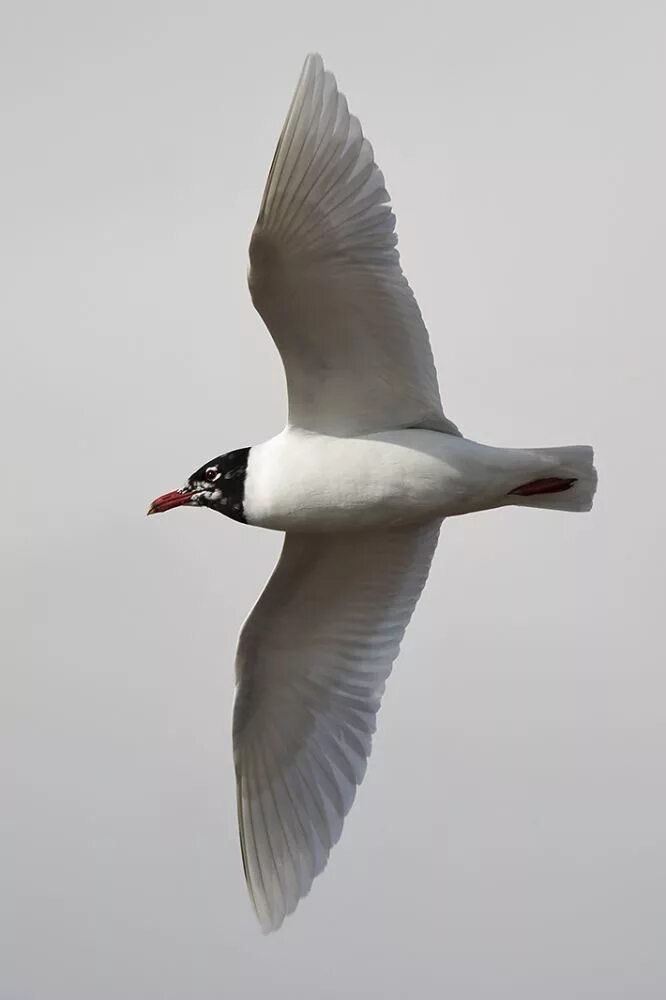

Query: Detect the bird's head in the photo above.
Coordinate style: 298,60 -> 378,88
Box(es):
148,448 -> 249,523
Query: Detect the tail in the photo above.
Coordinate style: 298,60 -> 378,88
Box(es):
509,445 -> 597,512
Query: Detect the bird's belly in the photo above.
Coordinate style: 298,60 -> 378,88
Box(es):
244,429 -> 526,532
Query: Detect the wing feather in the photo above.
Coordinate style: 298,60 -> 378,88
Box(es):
233,520 -> 442,931
248,54 -> 460,437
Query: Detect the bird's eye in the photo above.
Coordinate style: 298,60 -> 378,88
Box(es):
204,467 -> 219,482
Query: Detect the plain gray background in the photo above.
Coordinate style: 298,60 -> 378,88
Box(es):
2,1 -> 664,997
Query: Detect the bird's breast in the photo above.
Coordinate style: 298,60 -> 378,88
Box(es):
242,428 -> 514,532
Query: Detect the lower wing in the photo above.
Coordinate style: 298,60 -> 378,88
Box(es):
233,519 -> 442,931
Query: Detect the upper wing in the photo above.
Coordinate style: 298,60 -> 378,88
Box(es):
248,54 -> 460,437
233,520 -> 442,932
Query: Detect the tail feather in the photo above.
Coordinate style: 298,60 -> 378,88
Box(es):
510,446 -> 597,512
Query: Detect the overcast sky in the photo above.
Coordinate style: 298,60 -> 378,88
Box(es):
2,1 -> 665,998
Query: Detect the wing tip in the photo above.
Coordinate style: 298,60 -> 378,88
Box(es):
299,52 -> 325,87
303,51 -> 324,69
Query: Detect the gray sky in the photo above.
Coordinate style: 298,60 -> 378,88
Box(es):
2,1 -> 665,997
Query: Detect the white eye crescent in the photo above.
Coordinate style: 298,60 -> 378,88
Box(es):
205,467 -> 220,483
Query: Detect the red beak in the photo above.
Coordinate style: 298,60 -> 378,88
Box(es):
147,489 -> 196,515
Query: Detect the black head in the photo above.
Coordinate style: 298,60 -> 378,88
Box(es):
148,448 -> 249,523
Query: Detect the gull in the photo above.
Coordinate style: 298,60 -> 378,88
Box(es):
148,54 -> 597,932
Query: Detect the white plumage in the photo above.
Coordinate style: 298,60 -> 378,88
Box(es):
149,53 -> 597,933
244,429 -> 596,532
